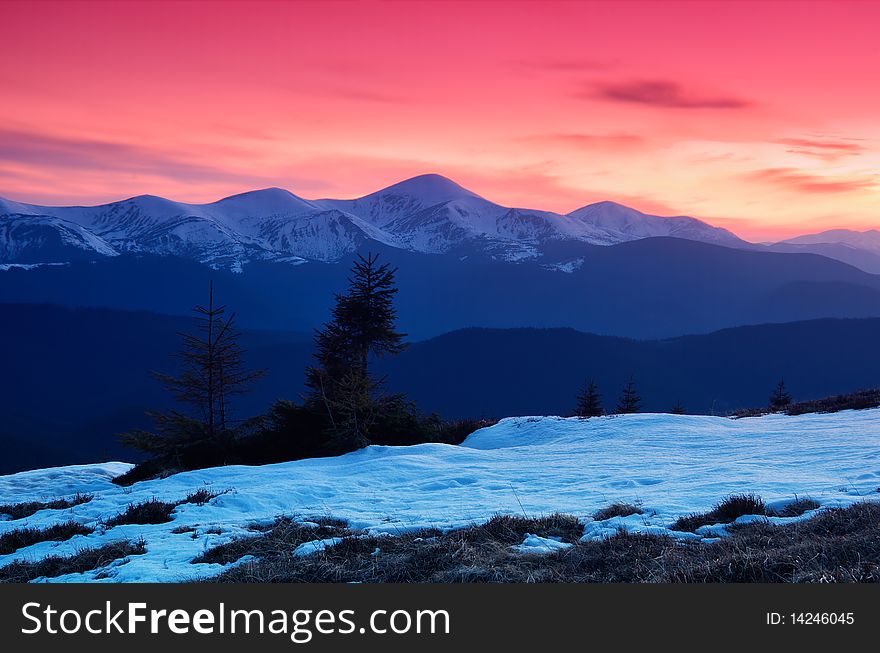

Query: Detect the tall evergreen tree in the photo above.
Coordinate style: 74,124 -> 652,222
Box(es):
574,379 -> 603,417
670,400 -> 686,415
305,253 -> 407,448
120,282 -> 264,459
769,378 -> 792,412
615,375 -> 641,414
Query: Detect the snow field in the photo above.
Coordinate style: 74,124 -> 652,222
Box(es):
1,410 -> 879,582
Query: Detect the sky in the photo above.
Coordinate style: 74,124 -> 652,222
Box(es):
1,0 -> 879,241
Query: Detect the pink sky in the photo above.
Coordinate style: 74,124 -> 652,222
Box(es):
1,0 -> 878,241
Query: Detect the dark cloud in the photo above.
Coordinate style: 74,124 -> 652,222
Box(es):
585,79 -> 750,109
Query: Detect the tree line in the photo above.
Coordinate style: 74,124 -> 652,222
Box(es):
572,376 -> 793,417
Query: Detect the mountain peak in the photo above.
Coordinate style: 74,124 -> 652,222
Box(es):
209,187 -> 318,215
367,173 -> 484,204
780,228 -> 880,254
217,187 -> 299,202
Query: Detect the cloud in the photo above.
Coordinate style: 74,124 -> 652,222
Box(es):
585,79 -> 751,109
776,137 -> 866,161
0,127 -> 328,190
745,167 -> 876,194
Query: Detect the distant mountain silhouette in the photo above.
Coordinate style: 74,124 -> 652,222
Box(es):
377,321 -> 880,418
753,228 -> 880,273
2,303 -> 879,473
2,238 -> 880,341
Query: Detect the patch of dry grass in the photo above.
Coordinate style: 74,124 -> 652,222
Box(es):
593,503 -> 643,521
0,521 -> 93,556
192,517 -> 351,566
671,494 -> 766,532
0,539 -> 146,583
211,503 -> 880,583
0,493 -> 92,521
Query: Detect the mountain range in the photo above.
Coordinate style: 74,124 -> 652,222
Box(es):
0,173 -> 762,270
2,174 -> 878,272
2,173 -> 880,340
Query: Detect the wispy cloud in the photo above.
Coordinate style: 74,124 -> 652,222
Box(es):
745,167 -> 877,194
0,127 -> 328,190
585,79 -> 751,109
776,137 -> 866,161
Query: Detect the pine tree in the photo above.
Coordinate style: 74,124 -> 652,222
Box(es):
305,253 -> 407,449
120,282 -> 264,459
574,379 -> 603,417
670,400 -> 686,415
769,378 -> 792,412
615,375 -> 641,414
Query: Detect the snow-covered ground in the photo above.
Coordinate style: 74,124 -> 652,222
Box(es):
1,410 -> 879,582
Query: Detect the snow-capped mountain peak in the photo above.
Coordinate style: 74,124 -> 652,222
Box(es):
362,173 -> 484,205
567,200 -> 746,247
779,228 -> 880,254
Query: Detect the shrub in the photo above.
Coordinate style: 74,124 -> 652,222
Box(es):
786,389 -> 880,416
463,513 -> 584,545
671,494 -> 766,532
104,498 -> 178,527
185,488 -> 223,506
0,521 -> 93,555
115,396 -> 495,484
434,419 -> 497,445
768,497 -> 820,518
733,388 -> 880,419
112,459 -> 171,487
104,490 -> 223,528
593,503 -> 643,521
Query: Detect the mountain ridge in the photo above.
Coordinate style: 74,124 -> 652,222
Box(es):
1,174 -> 748,269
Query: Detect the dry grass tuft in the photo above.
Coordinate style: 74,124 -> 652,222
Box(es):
0,493 -> 93,521
0,539 -> 146,583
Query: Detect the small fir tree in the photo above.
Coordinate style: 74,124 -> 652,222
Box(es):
615,375 -> 641,414
120,282 -> 264,460
305,253 -> 407,449
769,378 -> 792,412
575,379 -> 603,417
